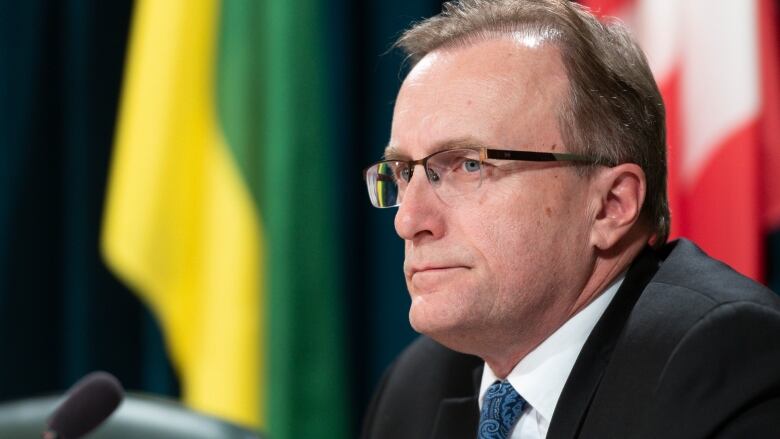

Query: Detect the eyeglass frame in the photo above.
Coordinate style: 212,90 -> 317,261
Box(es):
362,146 -> 602,208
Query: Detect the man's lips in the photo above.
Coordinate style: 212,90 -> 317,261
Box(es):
408,266 -> 469,292
409,265 -> 466,277
404,262 -> 464,277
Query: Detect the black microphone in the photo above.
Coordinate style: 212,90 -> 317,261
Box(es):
42,371 -> 124,439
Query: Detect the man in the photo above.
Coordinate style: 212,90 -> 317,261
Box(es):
360,1 -> 780,438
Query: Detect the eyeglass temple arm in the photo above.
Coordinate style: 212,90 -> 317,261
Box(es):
484,149 -> 596,163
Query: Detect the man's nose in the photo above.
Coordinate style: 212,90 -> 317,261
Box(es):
394,165 -> 445,242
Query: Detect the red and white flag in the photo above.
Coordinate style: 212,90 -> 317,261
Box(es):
580,0 -> 780,282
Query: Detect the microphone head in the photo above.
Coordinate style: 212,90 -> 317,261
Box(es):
46,371 -> 124,439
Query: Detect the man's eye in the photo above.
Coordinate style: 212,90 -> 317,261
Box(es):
461,159 -> 481,173
399,167 -> 412,182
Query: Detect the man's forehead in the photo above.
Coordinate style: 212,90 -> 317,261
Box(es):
406,33 -> 566,87
393,35 -> 569,128
388,36 -> 569,159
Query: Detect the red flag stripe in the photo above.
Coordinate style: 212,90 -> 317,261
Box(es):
662,67 -> 685,241
685,120 -> 764,280
760,0 -> 780,228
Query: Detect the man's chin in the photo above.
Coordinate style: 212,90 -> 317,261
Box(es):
408,303 -> 481,354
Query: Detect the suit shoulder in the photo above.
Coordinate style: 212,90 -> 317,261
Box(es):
644,300 -> 780,437
652,239 -> 780,309
574,240 -> 780,438
361,336 -> 481,439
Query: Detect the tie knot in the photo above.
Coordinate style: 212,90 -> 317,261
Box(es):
477,381 -> 526,439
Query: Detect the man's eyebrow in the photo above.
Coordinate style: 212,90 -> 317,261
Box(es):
382,137 -> 486,160
383,145 -> 402,159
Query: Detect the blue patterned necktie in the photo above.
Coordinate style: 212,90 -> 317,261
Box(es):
477,380 -> 526,439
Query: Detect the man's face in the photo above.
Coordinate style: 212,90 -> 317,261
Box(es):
390,36 -> 596,355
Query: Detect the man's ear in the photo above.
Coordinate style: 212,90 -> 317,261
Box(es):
589,163 -> 646,251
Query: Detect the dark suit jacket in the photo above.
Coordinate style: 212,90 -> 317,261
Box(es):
361,239 -> 780,438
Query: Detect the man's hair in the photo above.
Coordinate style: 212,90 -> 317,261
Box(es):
396,0 -> 670,246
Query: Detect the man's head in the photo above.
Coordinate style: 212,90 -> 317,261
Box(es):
370,0 -> 667,371
398,0 -> 668,244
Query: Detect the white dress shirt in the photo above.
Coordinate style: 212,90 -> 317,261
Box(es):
477,275 -> 625,439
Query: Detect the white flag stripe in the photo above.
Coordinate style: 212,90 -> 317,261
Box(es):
636,0 -> 682,82
680,0 -> 760,183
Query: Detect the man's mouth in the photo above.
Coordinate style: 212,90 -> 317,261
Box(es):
409,266 -> 469,291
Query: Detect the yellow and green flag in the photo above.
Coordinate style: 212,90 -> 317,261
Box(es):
102,0 -> 347,437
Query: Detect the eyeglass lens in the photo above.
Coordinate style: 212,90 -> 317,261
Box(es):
365,148 -> 483,208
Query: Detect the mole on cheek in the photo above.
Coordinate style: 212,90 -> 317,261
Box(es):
545,207 -> 552,217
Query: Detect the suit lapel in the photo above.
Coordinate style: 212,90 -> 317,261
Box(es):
431,363 -> 483,439
547,247 -> 661,439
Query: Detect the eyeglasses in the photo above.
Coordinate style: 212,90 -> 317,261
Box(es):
363,147 -> 598,208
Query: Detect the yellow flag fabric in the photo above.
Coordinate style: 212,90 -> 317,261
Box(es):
101,0 -> 264,427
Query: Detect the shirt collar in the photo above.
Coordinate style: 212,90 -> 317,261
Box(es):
478,274 -> 625,422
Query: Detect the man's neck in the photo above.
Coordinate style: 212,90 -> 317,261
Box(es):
483,238 -> 647,378
479,273 -> 624,423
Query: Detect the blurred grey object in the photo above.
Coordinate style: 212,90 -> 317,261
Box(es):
0,392 -> 262,438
